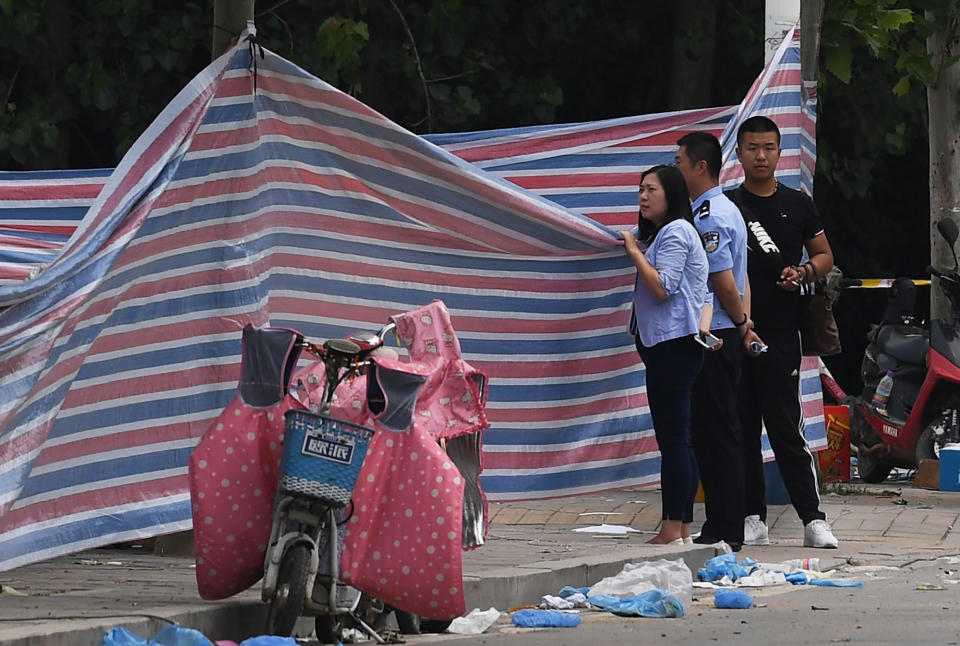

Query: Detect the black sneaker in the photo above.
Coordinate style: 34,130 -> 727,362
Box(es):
692,534 -> 722,545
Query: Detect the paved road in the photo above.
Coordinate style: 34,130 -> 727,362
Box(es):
2,481 -> 959,645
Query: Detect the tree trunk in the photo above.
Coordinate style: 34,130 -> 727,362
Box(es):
928,12 -> 960,320
212,0 -> 256,60
668,0 -> 718,110
800,0 -> 824,84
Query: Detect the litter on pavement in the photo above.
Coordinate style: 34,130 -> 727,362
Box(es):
447,607 -> 502,634
695,553 -> 863,589
512,609 -> 582,628
571,523 -> 640,534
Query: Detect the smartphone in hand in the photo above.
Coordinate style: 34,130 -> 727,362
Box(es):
694,332 -> 722,349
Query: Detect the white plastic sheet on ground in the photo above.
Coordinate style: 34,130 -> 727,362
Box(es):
588,558 -> 692,608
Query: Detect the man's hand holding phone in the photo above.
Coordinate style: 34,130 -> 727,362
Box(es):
742,328 -> 767,356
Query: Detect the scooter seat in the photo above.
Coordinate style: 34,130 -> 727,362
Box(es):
876,324 -> 929,366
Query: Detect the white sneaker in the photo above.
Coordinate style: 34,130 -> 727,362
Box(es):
803,519 -> 839,549
743,514 -> 770,546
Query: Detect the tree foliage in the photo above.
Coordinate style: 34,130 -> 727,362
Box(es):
0,0 -> 763,170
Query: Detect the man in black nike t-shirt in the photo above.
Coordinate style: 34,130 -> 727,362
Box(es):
725,116 -> 839,549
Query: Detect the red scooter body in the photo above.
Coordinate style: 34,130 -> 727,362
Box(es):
846,218 -> 960,482
858,345 -> 960,461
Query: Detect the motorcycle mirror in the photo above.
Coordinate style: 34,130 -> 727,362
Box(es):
937,218 -> 960,269
346,330 -> 384,352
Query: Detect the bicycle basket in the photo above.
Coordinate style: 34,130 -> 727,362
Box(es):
279,410 -> 375,506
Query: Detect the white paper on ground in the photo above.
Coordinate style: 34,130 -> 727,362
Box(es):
446,607 -> 501,634
571,523 -> 639,535
578,512 -> 623,516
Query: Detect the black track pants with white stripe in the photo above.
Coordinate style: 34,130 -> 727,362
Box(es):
739,327 -> 825,525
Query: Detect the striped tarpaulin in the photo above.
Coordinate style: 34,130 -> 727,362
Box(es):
0,26 -> 820,570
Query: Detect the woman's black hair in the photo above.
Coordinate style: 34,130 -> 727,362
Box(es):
636,164 -> 695,244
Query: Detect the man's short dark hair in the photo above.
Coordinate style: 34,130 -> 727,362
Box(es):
676,132 -> 721,180
736,116 -> 781,146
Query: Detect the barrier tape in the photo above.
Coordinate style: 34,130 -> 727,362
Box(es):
845,278 -> 932,289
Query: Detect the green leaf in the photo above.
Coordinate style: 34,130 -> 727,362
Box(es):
825,41 -> 854,84
875,9 -> 914,32
0,0 -> 13,15
892,74 -> 911,96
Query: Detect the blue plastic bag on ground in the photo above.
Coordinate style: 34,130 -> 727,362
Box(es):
785,571 -> 809,584
714,588 -> 754,609
103,625 -> 214,646
809,578 -> 863,587
512,609 -> 582,627
587,590 -> 685,618
558,585 -> 590,598
698,553 -> 751,582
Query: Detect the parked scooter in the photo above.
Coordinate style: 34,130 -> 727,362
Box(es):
841,218 -> 960,482
262,325 -> 395,641
261,302 -> 488,642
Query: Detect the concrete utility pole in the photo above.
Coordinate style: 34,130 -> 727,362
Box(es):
927,12 -> 960,319
212,0 -> 256,60
800,0 -> 824,84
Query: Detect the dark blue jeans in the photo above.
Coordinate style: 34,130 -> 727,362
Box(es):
636,334 -> 704,522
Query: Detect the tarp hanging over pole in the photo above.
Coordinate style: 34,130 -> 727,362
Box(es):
0,27 -> 818,571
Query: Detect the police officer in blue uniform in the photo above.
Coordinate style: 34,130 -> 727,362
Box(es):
675,132 -> 760,551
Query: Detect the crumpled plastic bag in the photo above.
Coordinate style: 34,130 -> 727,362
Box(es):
558,585 -> 589,598
447,607 -> 501,634
512,609 -> 582,627
698,553 -> 753,583
714,588 -> 753,609
103,626 -> 213,646
735,570 -> 787,587
542,593 -> 589,609
808,578 -> 863,587
587,590 -> 685,618
588,558 -> 692,608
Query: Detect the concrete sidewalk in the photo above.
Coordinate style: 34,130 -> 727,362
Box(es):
2,482 -> 959,646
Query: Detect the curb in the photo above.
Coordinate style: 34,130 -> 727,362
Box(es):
462,545 -> 717,610
1,546 -> 718,646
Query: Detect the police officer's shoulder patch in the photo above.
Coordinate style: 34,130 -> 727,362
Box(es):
702,231 -> 720,253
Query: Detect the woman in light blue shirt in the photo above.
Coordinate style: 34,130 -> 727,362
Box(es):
622,165 -> 709,545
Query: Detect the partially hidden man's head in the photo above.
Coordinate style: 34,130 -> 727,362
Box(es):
675,131 -> 722,187
736,116 -> 781,183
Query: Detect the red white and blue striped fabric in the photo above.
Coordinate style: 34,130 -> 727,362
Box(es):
0,26 -> 820,570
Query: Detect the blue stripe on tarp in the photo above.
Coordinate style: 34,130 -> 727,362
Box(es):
484,413 -> 652,447
46,388 -> 234,441
18,448 -> 194,497
0,499 -> 190,564
0,206 -> 92,222
0,169 -> 112,181
479,453 -> 661,493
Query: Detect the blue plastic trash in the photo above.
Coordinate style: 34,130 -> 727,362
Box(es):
238,637 -> 299,646
714,588 -> 754,609
587,590 -> 685,618
809,578 -> 863,587
103,625 -> 214,646
785,571 -> 809,585
512,609 -> 582,627
698,553 -> 751,582
558,585 -> 590,598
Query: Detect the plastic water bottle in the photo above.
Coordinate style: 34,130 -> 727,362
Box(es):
872,370 -> 895,416
779,557 -> 820,572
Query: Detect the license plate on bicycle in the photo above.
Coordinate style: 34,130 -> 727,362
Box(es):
279,410 -> 374,506
302,430 -> 356,465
